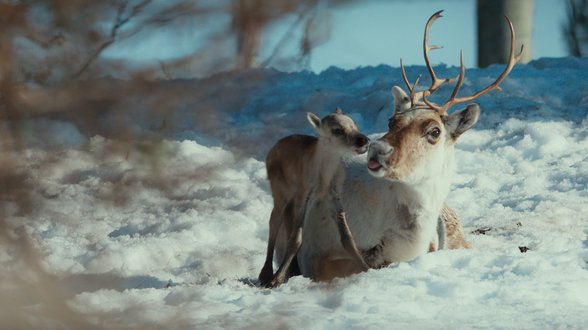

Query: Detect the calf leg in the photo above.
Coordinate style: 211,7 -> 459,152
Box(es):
267,194 -> 309,288
268,226 -> 303,288
361,243 -> 389,269
335,211 -> 370,271
332,195 -> 370,271
258,206 -> 281,285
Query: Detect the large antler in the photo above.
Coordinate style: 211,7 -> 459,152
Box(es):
403,11 -> 524,115
401,10 -> 453,107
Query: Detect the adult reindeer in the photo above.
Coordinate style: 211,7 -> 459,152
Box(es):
287,10 -> 523,281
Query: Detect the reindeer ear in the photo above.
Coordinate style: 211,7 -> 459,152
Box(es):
307,112 -> 322,130
392,86 -> 411,113
444,104 -> 480,139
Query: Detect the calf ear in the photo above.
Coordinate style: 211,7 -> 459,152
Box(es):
392,86 -> 411,113
444,104 -> 480,139
307,112 -> 322,130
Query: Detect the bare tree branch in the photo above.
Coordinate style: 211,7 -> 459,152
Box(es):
72,0 -> 151,78
261,8 -> 311,67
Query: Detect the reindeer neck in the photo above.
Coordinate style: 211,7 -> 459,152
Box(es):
400,148 -> 455,218
412,175 -> 451,213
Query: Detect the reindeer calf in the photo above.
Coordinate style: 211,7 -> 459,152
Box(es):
258,109 -> 370,287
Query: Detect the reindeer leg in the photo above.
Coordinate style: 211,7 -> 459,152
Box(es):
258,206 -> 282,285
361,242 -> 388,269
267,226 -> 302,288
332,195 -> 370,271
441,203 -> 471,249
267,192 -> 312,288
437,214 -> 446,250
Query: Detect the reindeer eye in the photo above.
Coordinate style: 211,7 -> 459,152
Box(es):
331,128 -> 344,136
429,127 -> 441,139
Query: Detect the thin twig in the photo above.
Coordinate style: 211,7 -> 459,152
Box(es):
261,8 -> 310,67
72,0 -> 150,79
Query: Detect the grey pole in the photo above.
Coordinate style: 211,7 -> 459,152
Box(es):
477,0 -> 534,67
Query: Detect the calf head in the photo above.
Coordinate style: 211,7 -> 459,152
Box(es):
308,108 -> 369,155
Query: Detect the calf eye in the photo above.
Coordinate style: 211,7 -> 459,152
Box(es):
331,128 -> 344,136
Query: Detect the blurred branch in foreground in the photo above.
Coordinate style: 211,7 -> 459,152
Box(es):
0,218 -> 101,329
0,1 -> 358,328
0,0 -> 340,84
0,0 -> 345,152
232,0 -> 329,70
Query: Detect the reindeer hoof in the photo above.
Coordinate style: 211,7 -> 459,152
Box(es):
258,268 -> 273,286
267,277 -> 285,289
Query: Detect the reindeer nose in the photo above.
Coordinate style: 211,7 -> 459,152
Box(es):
369,140 -> 394,156
354,134 -> 369,148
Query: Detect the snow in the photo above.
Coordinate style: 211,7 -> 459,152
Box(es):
3,57 -> 588,329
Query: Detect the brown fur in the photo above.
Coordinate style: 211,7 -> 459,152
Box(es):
266,135 -> 318,203
382,113 -> 445,179
441,204 -> 471,249
315,255 -> 364,282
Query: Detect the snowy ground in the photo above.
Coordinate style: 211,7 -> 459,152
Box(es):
2,57 -> 588,329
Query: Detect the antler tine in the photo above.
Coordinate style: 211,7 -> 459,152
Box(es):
422,90 -> 442,112
400,58 -> 413,94
397,10 -> 454,110
515,44 -> 525,62
443,15 -> 524,108
400,58 -> 423,107
433,50 -> 467,115
411,75 -> 422,106
423,10 -> 452,96
449,51 -> 465,100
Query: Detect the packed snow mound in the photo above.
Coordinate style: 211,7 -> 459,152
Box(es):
2,57 -> 588,329
17,57 -> 588,158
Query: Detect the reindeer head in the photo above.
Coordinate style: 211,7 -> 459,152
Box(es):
308,108 -> 370,155
367,10 -> 523,183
